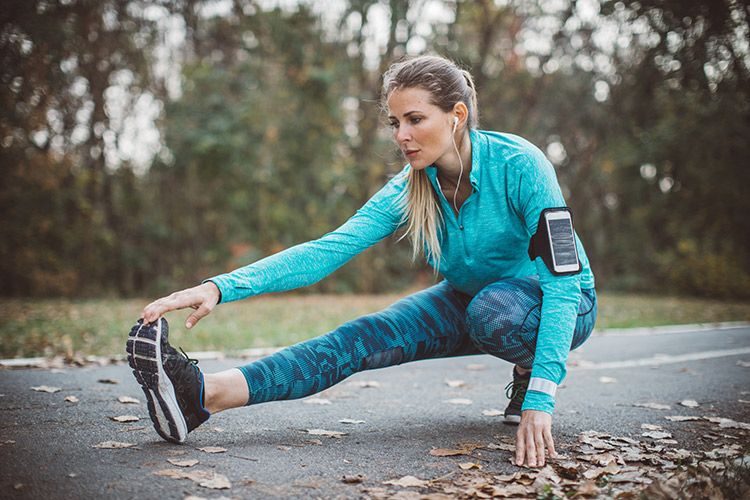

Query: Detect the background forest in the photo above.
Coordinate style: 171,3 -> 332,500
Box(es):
2,0 -> 749,300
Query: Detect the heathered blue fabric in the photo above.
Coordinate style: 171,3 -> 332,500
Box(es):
205,129 -> 596,413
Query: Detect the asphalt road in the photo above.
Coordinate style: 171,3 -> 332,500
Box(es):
1,323 -> 748,499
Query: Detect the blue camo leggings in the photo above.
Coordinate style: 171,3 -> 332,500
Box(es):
238,278 -> 597,405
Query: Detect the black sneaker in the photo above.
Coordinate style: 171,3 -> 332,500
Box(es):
503,367 -> 530,425
126,317 -> 210,443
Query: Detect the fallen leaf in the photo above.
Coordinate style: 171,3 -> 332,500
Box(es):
739,400 -> 750,404
118,396 -> 140,404
199,473 -> 231,490
211,427 -> 224,433
640,423 -> 663,430
458,462 -> 482,470
64,396 -> 79,403
167,459 -> 199,467
97,378 -> 119,384
110,415 -> 139,423
430,448 -> 469,457
582,462 -> 621,479
342,474 -> 365,484
633,402 -> 671,410
736,360 -> 750,367
704,416 -> 750,430
198,446 -> 227,454
665,415 -> 701,422
304,398 -> 332,405
338,419 -> 365,424
679,399 -> 699,408
31,385 -> 61,393
445,379 -> 465,388
574,480 -> 600,496
598,376 -> 617,384
305,429 -> 347,438
642,430 -> 672,439
532,465 -> 562,486
444,398 -> 472,405
485,442 -> 516,452
383,476 -> 429,488
482,409 -> 503,417
608,471 -> 652,484
93,441 -> 135,449
356,381 -> 380,388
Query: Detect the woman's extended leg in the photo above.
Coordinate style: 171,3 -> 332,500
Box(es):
210,281 -> 478,410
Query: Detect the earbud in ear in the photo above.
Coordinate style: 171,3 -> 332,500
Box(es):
452,116 -> 458,132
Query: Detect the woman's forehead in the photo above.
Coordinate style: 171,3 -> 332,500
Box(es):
387,87 -> 438,116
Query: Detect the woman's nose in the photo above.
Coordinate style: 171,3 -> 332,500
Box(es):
395,124 -> 411,143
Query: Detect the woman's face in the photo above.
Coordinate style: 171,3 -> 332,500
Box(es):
387,86 -> 454,170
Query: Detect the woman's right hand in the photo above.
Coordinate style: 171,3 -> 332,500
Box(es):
141,281 -> 221,329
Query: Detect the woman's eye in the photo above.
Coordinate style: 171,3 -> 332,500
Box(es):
411,117 -> 422,124
389,121 -> 399,129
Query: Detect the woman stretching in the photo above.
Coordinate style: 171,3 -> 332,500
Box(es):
127,55 -> 597,469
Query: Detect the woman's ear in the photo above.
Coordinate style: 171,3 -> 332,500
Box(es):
452,102 -> 469,128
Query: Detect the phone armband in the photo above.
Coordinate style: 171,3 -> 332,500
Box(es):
527,207 -> 582,276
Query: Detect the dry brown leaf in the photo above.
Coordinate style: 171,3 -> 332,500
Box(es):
430,448 -> 469,457
197,446 -> 227,454
93,441 -> 135,449
64,395 -> 79,403
338,419 -> 365,424
582,462 -> 620,480
704,416 -> 750,430
679,399 -> 699,408
303,398 -> 332,405
458,462 -> 482,470
490,484 -> 534,497
117,396 -> 140,404
97,378 -> 119,384
633,402 -> 671,410
640,423 -> 663,430
445,379 -> 465,388
574,480 -> 600,497
305,429 -> 347,438
532,465 -> 562,486
444,398 -> 472,405
383,475 -> 429,488
31,385 -> 61,393
356,381 -> 381,388
608,471 -> 652,484
341,474 -> 366,484
642,430 -> 672,439
664,415 -> 701,422
167,459 -> 198,467
485,442 -> 515,451
110,415 -> 139,423
199,473 -> 231,490
481,409 -> 503,417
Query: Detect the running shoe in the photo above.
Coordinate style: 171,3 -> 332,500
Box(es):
503,367 -> 531,424
126,317 -> 210,443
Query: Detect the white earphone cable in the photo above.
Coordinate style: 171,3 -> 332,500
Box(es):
452,118 -> 464,215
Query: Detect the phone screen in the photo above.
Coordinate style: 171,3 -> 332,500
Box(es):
547,217 -> 578,267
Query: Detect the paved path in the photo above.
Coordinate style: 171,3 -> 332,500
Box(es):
1,323 -> 749,498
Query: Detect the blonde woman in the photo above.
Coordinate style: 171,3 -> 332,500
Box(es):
128,55 -> 597,468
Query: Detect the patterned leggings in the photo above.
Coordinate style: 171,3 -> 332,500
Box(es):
238,278 -> 597,405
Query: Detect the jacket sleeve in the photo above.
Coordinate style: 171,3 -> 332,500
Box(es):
204,168 -> 409,303
509,151 -> 583,416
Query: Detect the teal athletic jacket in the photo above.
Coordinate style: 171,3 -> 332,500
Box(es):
206,129 -> 595,415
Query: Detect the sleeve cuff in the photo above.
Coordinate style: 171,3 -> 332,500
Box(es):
522,389 -> 556,415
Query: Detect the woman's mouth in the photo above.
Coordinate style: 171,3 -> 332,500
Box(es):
404,149 -> 419,158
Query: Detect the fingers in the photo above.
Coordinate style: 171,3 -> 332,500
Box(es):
515,429 -> 526,467
185,303 -> 213,329
525,426 -> 537,467
141,290 -> 198,323
544,426 -> 558,458
534,430 -> 546,467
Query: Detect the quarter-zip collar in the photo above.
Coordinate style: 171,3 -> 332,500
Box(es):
424,129 -> 482,193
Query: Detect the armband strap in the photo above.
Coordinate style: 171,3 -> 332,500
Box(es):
528,207 -> 582,276
528,377 -> 557,397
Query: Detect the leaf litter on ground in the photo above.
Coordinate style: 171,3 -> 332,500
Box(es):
368,423 -> 749,499
109,415 -> 139,423
154,469 -> 231,490
31,385 -> 61,393
117,396 -> 140,404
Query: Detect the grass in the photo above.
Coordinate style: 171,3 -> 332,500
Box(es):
1,290 -> 748,358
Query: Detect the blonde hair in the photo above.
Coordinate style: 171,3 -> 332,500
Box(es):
382,55 -> 478,268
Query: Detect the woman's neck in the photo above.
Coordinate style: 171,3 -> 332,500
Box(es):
435,130 -> 472,188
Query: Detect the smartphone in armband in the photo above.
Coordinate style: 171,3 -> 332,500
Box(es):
528,207 -> 582,276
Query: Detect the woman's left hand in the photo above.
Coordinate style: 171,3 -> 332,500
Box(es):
515,409 -> 558,467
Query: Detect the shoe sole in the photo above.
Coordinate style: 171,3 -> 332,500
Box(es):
126,318 -> 188,443
503,414 -> 521,425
